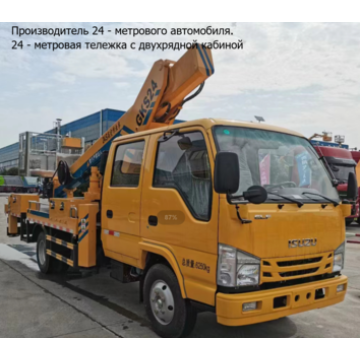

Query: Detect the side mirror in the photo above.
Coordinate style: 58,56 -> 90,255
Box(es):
347,172 -> 358,200
99,151 -> 109,176
214,152 -> 239,194
243,185 -> 268,204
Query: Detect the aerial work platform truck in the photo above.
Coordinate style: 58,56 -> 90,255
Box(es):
5,45 -> 357,337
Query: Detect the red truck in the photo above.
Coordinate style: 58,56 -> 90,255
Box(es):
313,146 -> 359,225
350,150 -> 360,225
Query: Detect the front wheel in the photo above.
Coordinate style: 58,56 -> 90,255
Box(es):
144,264 -> 197,338
36,230 -> 68,274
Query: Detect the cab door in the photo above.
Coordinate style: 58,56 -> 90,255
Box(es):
140,127 -> 219,305
102,137 -> 148,264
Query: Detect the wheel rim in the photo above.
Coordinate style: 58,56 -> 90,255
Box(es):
150,280 -> 175,325
38,234 -> 46,266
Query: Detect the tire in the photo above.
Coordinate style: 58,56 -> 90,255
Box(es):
357,217 -> 360,225
36,230 -> 68,274
144,263 -> 197,338
345,218 -> 353,226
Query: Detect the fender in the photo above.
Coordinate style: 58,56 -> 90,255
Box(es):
139,240 -> 187,298
32,223 -> 47,239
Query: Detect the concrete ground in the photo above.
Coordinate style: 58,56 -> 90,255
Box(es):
0,194 -> 360,338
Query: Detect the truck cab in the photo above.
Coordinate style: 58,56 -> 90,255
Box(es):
100,118 -> 349,336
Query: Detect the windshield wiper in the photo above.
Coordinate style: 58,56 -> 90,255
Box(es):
302,191 -> 339,207
267,191 -> 304,208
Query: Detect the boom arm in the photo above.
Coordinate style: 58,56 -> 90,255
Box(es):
309,132 -> 332,141
55,45 -> 214,197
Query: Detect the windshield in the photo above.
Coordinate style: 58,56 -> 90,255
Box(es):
328,163 -> 355,183
213,126 -> 340,203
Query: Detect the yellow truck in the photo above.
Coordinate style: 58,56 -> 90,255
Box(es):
5,45 -> 357,337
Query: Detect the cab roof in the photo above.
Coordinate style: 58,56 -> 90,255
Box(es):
314,145 -> 354,159
112,118 -> 305,143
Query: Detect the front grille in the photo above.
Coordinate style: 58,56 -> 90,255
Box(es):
262,252 -> 333,283
279,267 -> 319,278
277,257 -> 322,267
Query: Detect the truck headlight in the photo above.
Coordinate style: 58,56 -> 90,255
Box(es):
237,251 -> 260,286
218,244 -> 236,287
333,242 -> 345,272
218,244 -> 260,287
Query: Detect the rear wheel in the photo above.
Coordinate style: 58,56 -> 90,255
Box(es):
346,218 -> 353,226
144,263 -> 197,338
36,230 -> 68,274
357,217 -> 360,225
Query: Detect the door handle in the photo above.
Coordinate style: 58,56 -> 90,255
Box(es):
106,210 -> 113,219
148,215 -> 158,226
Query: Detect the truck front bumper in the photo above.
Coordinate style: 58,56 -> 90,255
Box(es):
216,275 -> 347,326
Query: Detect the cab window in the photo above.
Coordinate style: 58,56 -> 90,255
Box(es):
153,131 -> 211,221
111,141 -> 145,187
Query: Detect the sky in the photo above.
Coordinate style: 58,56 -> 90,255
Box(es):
0,22 -> 359,149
